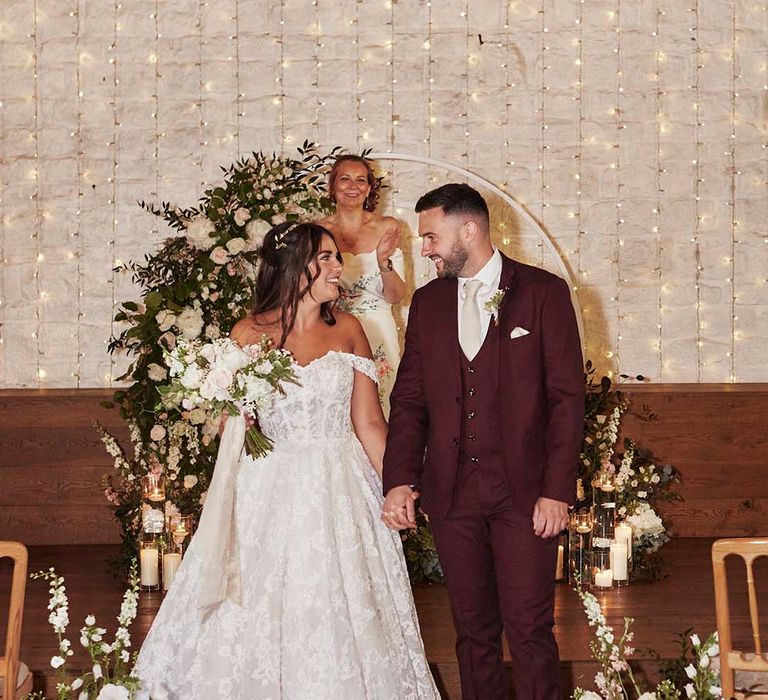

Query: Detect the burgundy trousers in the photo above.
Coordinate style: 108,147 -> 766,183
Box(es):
430,507 -> 561,700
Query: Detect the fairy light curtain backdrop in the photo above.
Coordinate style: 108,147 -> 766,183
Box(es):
0,0 -> 766,388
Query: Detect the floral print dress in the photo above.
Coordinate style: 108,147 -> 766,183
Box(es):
336,248 -> 404,418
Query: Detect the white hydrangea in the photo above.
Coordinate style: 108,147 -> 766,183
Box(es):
245,217 -> 271,249
184,216 -> 217,251
625,502 -> 665,540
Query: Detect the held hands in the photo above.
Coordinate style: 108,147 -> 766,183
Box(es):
532,496 -> 569,539
376,226 -> 400,267
381,485 -> 419,531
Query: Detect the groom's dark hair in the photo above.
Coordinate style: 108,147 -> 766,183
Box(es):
415,183 -> 489,231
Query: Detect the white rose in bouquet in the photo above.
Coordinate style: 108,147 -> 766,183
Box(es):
184,216 -> 217,251
176,307 -> 204,339
205,323 -> 221,339
233,207 -> 251,227
210,246 -> 230,265
226,237 -> 247,255
147,363 -> 167,382
200,366 -> 235,402
156,309 -> 176,332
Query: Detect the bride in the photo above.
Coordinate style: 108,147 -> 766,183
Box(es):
134,221 -> 439,699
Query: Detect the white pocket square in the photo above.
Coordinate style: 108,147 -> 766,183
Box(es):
509,327 -> 530,339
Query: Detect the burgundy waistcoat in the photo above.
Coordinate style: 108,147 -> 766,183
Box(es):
452,319 -> 513,515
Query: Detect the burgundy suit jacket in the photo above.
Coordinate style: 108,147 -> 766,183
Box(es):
382,253 -> 584,518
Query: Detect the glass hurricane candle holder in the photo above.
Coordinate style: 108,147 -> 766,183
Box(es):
141,475 -> 166,534
171,515 -> 193,547
591,472 -> 616,569
141,474 -> 166,502
592,545 -> 613,590
568,509 -> 593,585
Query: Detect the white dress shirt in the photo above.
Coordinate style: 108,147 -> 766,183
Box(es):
457,249 -> 503,349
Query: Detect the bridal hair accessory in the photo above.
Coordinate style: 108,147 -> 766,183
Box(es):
273,221 -> 303,250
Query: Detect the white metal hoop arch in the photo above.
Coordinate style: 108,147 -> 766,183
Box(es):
368,151 -> 584,346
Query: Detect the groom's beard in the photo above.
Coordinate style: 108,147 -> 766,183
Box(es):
435,239 -> 469,278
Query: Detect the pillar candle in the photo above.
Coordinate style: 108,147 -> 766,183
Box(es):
614,522 -> 633,561
610,541 -> 628,582
555,544 -> 564,580
162,552 -> 182,591
594,568 -> 613,588
140,546 -> 159,587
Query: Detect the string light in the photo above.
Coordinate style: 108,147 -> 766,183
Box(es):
74,1 -> 84,385
728,1 -> 737,381
313,0 -> 320,140
654,0 -> 664,380
234,2 -> 241,152
388,1 -> 396,152
108,0 -> 121,387
278,1 -> 285,153
353,1 -> 361,145
32,0 -> 43,384
576,0 -> 585,344
614,0 -> 623,371
539,0 -> 548,268
692,0 -> 703,379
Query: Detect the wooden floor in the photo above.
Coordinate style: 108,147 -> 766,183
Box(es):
2,538 -> 765,698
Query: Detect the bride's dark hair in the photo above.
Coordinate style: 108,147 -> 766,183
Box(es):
250,221 -> 340,347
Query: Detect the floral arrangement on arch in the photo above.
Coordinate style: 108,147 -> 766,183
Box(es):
100,143 -> 341,570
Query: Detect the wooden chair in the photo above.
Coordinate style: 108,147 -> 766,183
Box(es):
712,538 -> 768,699
0,542 -> 32,700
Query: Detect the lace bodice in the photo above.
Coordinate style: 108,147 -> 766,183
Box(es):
256,351 -> 377,444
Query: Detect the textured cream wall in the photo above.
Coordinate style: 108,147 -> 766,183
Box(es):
1,0 -> 766,387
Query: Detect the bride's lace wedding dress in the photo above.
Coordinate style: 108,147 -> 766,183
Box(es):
134,350 -> 439,699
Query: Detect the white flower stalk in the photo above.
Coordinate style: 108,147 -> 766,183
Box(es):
31,562 -> 141,698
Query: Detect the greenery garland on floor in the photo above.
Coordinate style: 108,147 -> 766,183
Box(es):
101,149 -> 679,583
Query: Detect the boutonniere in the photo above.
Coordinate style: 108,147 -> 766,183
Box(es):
484,288 -> 507,326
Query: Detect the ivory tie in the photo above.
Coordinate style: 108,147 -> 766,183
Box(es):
459,278 -> 483,360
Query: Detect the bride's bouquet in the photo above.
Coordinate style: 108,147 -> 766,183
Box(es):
158,336 -> 298,457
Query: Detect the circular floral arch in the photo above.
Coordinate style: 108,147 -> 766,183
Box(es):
369,151 -> 585,348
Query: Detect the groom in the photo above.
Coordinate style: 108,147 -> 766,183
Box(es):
382,183 -> 584,699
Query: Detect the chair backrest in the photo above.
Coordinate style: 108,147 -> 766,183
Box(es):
712,538 -> 768,698
0,541 -> 28,700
